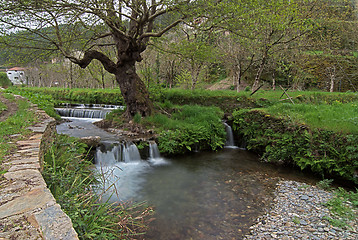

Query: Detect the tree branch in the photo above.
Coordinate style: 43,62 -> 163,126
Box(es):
139,19 -> 183,41
68,50 -> 117,74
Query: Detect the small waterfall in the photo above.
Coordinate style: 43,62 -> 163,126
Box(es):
94,141 -> 149,202
95,141 -> 143,165
55,104 -> 123,119
123,142 -> 142,162
148,141 -> 168,165
95,142 -> 122,166
149,142 -> 161,159
223,122 -> 237,148
55,108 -> 111,119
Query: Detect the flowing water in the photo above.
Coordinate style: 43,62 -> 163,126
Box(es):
224,122 -> 239,149
56,106 -> 319,240
56,104 -> 120,141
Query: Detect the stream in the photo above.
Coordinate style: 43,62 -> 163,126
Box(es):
56,105 -> 318,239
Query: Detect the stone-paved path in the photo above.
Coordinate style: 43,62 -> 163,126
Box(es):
244,180 -> 358,240
0,103 -> 78,240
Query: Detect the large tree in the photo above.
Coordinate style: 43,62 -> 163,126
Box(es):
0,0 -> 189,117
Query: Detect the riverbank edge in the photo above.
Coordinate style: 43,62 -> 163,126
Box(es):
244,180 -> 358,239
0,103 -> 79,239
232,109 -> 358,185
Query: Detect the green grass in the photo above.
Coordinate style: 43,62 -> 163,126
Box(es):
5,88 -> 61,120
143,104 -> 226,154
0,98 -> 36,164
3,93 -> 15,101
10,86 -> 358,134
264,102 -> 358,134
9,86 -> 124,105
323,187 -> 358,229
0,101 -> 7,113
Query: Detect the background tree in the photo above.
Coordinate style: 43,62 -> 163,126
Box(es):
197,0 -> 320,90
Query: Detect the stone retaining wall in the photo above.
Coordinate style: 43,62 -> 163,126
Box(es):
0,106 -> 78,239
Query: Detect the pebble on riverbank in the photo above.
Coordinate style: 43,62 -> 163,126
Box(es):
244,180 -> 357,240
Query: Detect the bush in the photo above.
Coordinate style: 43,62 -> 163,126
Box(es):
144,104 -> 226,154
0,72 -> 11,87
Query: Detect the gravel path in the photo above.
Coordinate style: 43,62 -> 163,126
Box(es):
244,180 -> 357,240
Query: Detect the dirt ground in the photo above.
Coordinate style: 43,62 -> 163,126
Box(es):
0,92 -> 19,122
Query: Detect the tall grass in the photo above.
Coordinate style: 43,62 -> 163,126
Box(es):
265,102 -> 358,134
10,86 -> 124,105
42,134 -> 153,239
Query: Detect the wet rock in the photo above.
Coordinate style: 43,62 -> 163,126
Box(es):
79,136 -> 101,147
300,195 -> 309,200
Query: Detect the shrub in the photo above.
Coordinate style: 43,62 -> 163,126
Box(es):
144,104 -> 226,154
0,72 -> 11,87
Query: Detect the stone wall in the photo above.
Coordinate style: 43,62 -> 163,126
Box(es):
0,106 -> 79,239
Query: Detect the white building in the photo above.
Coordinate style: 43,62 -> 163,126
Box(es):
6,67 -> 26,85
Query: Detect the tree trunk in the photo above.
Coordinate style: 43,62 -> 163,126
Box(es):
235,64 -> 241,92
116,62 -> 153,118
329,67 -> 335,92
272,72 -> 276,91
252,56 -> 266,90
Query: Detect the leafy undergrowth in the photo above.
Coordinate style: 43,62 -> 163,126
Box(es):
42,134 -> 153,239
233,109 -> 358,184
0,97 -> 36,164
143,104 -> 226,154
0,72 -> 11,88
317,180 -> 358,229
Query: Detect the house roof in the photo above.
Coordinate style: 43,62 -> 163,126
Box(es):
7,67 -> 26,71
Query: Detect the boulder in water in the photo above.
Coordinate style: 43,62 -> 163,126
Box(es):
79,136 -> 101,147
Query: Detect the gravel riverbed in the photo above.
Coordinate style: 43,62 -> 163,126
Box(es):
244,180 -> 357,240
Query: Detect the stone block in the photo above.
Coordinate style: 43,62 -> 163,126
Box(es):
27,126 -> 48,133
34,204 -> 79,240
8,157 -> 38,165
4,169 -> 47,188
8,163 -> 41,172
0,188 -> 55,219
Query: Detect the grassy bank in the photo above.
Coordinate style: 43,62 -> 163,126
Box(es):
105,103 -> 227,155
233,109 -> 358,184
264,102 -> 358,134
5,88 -> 61,120
143,104 -> 226,154
7,87 -> 125,105
42,134 -> 153,239
0,93 -> 36,165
